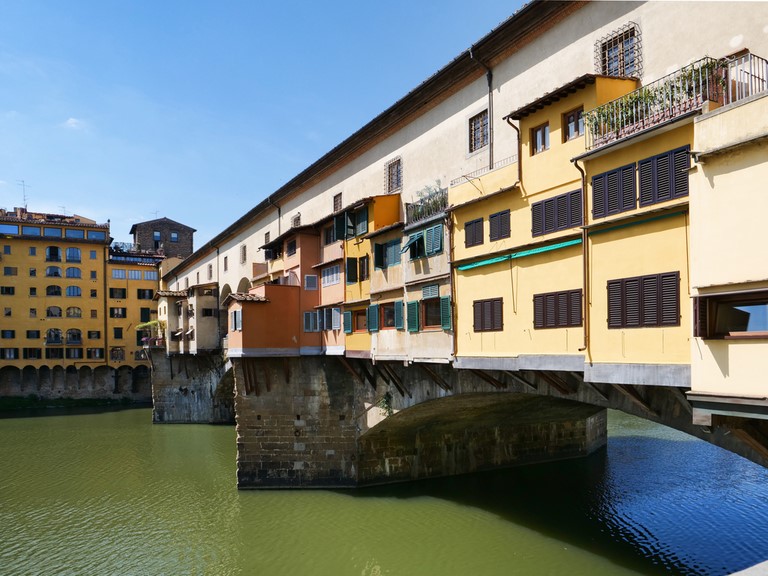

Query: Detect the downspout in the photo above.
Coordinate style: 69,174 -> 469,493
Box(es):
504,115 -> 523,185
267,196 -> 282,236
572,158 -> 590,354
447,214 -> 458,361
469,47 -> 494,171
215,246 -> 221,345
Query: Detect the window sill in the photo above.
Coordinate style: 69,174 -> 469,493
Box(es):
723,332 -> 768,340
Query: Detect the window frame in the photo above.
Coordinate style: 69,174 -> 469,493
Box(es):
562,107 -> 584,142
386,157 -> 402,193
468,109 -> 489,153
489,210 -> 511,241
473,298 -> 503,332
464,218 -> 484,248
533,289 -> 583,329
531,189 -> 583,237
607,271 -> 680,329
531,122 -> 550,155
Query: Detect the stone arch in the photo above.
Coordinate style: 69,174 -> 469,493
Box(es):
38,366 -> 51,392
78,366 -> 93,392
51,366 -> 66,392
114,366 -> 133,395
0,366 -> 21,396
236,277 -> 251,294
219,283 -> 232,306
65,365 -> 79,391
93,366 -> 111,394
132,365 -> 151,396
22,366 -> 37,392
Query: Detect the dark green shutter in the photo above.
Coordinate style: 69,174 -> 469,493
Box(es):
407,301 -> 419,333
346,257 -> 358,283
367,304 -> 379,332
394,300 -> 404,330
374,243 -> 384,268
355,206 -> 368,236
343,311 -> 352,333
440,296 -> 452,330
334,213 -> 346,241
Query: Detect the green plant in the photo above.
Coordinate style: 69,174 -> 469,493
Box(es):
377,392 -> 393,417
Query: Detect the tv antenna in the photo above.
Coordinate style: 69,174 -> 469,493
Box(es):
17,180 -> 30,209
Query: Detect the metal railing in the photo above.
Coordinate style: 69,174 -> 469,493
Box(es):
449,155 -> 517,187
406,187 -> 448,225
585,53 -> 768,151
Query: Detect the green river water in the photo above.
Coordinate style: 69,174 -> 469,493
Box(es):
1,407 -> 767,576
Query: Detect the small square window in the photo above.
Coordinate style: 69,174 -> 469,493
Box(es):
29,247 -> 36,256
286,239 -> 297,256
531,123 -> 550,155
170,231 -> 179,242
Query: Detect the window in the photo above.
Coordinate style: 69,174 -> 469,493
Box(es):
66,307 -> 82,318
324,225 -> 336,245
286,239 -> 297,256
87,348 -> 104,359
66,286 -> 81,297
23,348 -> 42,359
29,246 -> 37,255
598,22 -> 641,78
110,307 -> 127,318
379,301 -> 402,330
66,329 -> 82,344
346,258 -> 358,284
0,286 -> 14,295
354,310 -> 367,332
110,347 -> 125,361
66,267 -> 81,278
223,256 -> 228,272
144,270 -> 158,281
4,267 -> 18,276
303,311 -> 320,332
88,231 -> 106,241
304,275 -> 318,290
45,246 -> 61,261
25,229 -> 40,238
128,270 -> 141,280
201,308 -> 215,317
638,146 -> 690,207
405,224 -> 443,259
531,123 -> 550,155
532,190 -> 583,236
592,164 -> 636,219
534,289 -> 583,329
359,255 -> 370,281
292,214 -> 301,228
264,232 -> 270,244
112,269 -> 126,279
114,327 -> 123,339
473,298 -> 503,332
171,231 -> 179,242
29,308 -> 36,318
90,310 -> 97,318
46,266 -> 62,277
334,206 -> 368,240
90,289 -> 97,298
464,218 -> 484,248
423,298 -> 442,328
321,265 -> 341,287
88,331 -> 101,339
65,229 -> 84,239
137,289 -> 154,299
230,309 -> 243,332
1,330 -> 15,338
0,348 -> 18,360
333,193 -> 342,213
89,271 -> 96,280
140,307 -> 151,322
46,285 -> 62,297
45,348 -> 64,359
489,211 -> 511,241
27,330 -> 40,339
354,206 -> 368,236
563,107 -> 584,142
607,272 -> 680,329
29,268 -> 37,277
322,307 -> 341,331
374,239 -> 401,269
386,157 -> 402,193
2,245 -> 9,255
29,287 -> 37,296
44,227 -> 62,237
240,244 -> 247,264
694,291 -> 768,339
90,250 -> 97,260
153,231 -> 161,242
469,109 -> 489,153
66,247 -> 81,262
207,264 -> 213,280
109,288 -> 128,300
46,329 -> 62,344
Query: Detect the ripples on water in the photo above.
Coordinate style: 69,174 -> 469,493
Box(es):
1,408 -> 767,575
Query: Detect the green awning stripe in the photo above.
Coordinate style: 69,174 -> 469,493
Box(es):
457,238 -> 582,271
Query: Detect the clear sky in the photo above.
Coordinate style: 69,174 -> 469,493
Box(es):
0,1 -> 524,247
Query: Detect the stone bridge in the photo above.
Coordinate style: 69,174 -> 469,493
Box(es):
229,356 -> 768,489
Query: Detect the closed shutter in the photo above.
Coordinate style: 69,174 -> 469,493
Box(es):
492,299 -> 503,330
394,300 -> 404,330
499,212 -> 510,238
606,170 -> 620,214
672,147 -> 690,198
334,213 -> 346,241
556,194 -> 568,230
693,297 -> 708,338
355,206 -> 368,236
557,292 -> 569,326
473,301 -> 482,332
490,211 -> 509,240
431,224 -> 443,254
545,293 -> 557,328
532,202 -> 544,236
607,280 -> 623,328
543,198 -> 556,234
639,158 -> 654,206
422,284 -> 439,300
346,257 -> 358,283
343,311 -> 353,334
440,296 -> 452,330
620,164 -> 636,211
367,304 -> 379,332
407,300 -> 420,333
641,275 -> 659,326
569,190 -> 582,227
660,272 -> 680,326
656,153 -> 671,202
625,277 -> 641,327
533,294 -> 544,329
424,226 -> 435,254
592,174 -> 606,218
373,243 -> 384,268
569,290 -> 582,326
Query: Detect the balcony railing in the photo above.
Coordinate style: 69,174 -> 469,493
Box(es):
585,53 -> 768,151
405,186 -> 448,225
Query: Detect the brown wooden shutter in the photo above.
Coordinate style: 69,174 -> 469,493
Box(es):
593,174 -> 606,218
556,292 -> 569,326
533,294 -> 544,329
473,301 -> 482,331
545,293 -> 556,327
641,274 -> 659,326
606,170 -> 620,214
532,202 -> 543,236
492,298 -> 503,331
620,164 -> 636,212
660,272 -> 680,326
656,153 -> 671,202
672,146 -> 690,198
693,296 -> 708,337
625,277 -> 641,327
639,158 -> 654,206
569,290 -> 582,326
569,190 -> 583,227
607,280 -> 623,328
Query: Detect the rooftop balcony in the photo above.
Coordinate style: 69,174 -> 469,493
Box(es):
585,53 -> 768,151
405,185 -> 448,226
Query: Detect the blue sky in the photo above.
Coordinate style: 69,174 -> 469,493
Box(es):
0,1 -> 524,246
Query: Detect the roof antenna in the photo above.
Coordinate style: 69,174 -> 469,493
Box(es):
17,180 -> 30,209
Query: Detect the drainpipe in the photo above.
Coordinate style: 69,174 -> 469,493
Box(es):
215,246 -> 221,345
571,158 -> 590,354
469,47 -> 494,171
504,115 -> 523,185
447,215 -> 458,361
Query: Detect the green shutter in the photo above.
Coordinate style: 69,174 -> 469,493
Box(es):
394,300 -> 404,330
440,296 -> 452,330
374,243 -> 384,268
343,311 -> 353,334
346,257 -> 358,283
407,300 -> 420,333
367,304 -> 379,332
334,213 -> 346,241
355,206 -> 368,236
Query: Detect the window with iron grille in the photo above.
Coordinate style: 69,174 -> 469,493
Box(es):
533,289 -> 582,329
386,157 -> 402,193
464,218 -> 484,247
596,22 -> 642,78
532,190 -> 583,236
473,298 -> 503,332
607,271 -> 680,329
333,193 -> 342,213
240,244 -> 247,264
489,210 -> 511,241
469,110 -> 489,153
592,164 -> 636,219
292,214 -> 301,228
304,275 -> 318,290
638,146 -> 690,207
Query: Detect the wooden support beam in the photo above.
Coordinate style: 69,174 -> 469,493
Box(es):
356,359 -> 377,391
613,384 -> 658,417
538,371 -> 572,395
382,362 -> 411,398
471,369 -> 507,390
582,381 -> 609,402
731,423 -> 768,462
373,364 -> 391,386
669,387 -> 692,415
262,362 -> 271,393
337,356 -> 366,387
282,358 -> 291,384
503,370 -> 537,391
418,363 -> 452,392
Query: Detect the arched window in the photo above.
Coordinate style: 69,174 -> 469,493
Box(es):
46,285 -> 62,297
46,306 -> 62,318
46,328 -> 62,344
66,329 -> 82,344
66,247 -> 81,262
65,286 -> 82,297
65,267 -> 81,278
45,246 -> 61,262
66,307 -> 82,318
46,266 -> 62,277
